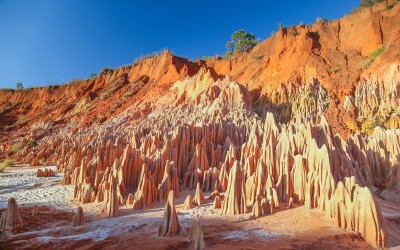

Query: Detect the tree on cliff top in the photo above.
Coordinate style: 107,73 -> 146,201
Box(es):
16,82 -> 23,90
359,0 -> 384,8
225,30 -> 258,58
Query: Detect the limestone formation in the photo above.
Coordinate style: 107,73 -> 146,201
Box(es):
326,178 -> 388,248
188,215 -> 206,250
101,177 -> 119,218
30,158 -> 40,167
32,205 -> 39,216
182,195 -> 194,210
132,164 -> 157,210
36,168 -> 56,177
193,183 -> 205,206
288,197 -> 294,208
0,198 -> 23,235
251,200 -> 262,218
213,196 -> 222,209
72,206 -> 84,226
222,161 -> 247,215
158,190 -> 182,237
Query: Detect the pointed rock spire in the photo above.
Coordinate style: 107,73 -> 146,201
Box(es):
0,198 -> 23,235
158,190 -> 182,237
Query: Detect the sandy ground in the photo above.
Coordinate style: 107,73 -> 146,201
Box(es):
0,165 -> 75,211
0,166 -> 396,249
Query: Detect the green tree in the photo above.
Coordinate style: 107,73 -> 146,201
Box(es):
16,82 -> 23,90
226,30 -> 258,55
359,0 -> 384,8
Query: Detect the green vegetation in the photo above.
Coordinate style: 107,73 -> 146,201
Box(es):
362,116 -> 382,134
134,49 -> 166,63
288,26 -> 298,36
315,17 -> 328,23
360,46 -> 385,69
359,0 -> 384,8
100,92 -> 109,100
225,30 -> 258,59
201,56 -> 213,61
0,159 -> 16,172
28,140 -> 38,147
10,144 -> 22,153
16,82 -> 23,90
331,66 -> 340,73
0,88 -> 14,91
122,91 -> 133,99
91,73 -> 98,79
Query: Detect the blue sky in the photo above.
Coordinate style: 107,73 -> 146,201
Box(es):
0,0 -> 359,88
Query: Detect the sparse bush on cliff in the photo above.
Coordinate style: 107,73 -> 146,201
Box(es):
288,26 -> 299,36
201,56 -> 213,61
360,46 -> 385,69
134,49 -> 167,63
100,92 -> 109,100
28,140 -> 37,147
331,66 -> 340,73
0,159 -> 16,172
315,17 -> 328,23
225,30 -> 258,59
10,144 -> 22,153
359,0 -> 384,8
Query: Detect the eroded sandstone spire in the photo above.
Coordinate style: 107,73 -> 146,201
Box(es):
222,161 -> 247,215
188,215 -> 206,250
0,198 -> 23,235
158,190 -> 182,237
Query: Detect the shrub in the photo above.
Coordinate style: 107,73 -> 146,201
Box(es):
222,51 -> 234,60
315,17 -> 328,23
360,46 -> 385,69
370,46 -> 385,60
331,66 -> 340,73
91,73 -> 98,79
100,92 -> 109,100
359,0 -> 384,8
134,49 -> 166,63
201,56 -> 213,61
10,144 -> 22,153
122,91 -> 133,99
226,30 -> 258,55
0,159 -> 16,172
288,26 -> 298,36
28,140 -> 37,147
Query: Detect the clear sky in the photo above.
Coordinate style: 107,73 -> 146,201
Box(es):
0,0 -> 359,89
